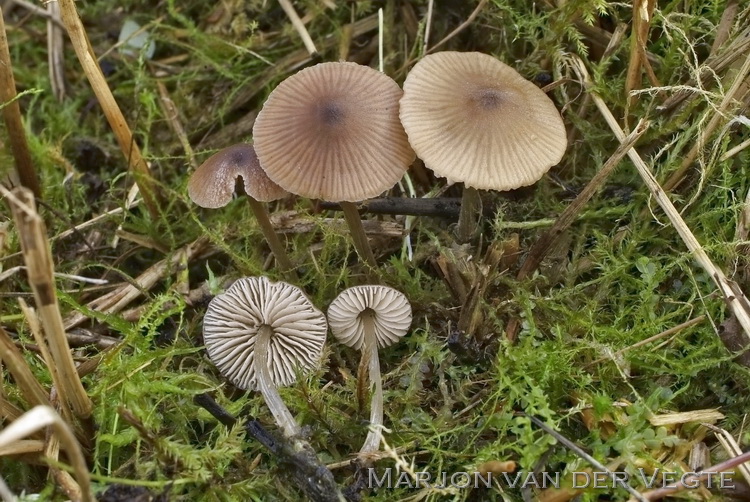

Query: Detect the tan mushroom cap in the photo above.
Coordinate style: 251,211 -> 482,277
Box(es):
327,285 -> 412,350
253,62 -> 416,202
188,143 -> 288,208
203,277 -> 328,390
399,51 -> 567,191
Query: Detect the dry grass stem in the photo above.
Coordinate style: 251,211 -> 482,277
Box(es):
18,298 -> 74,424
0,326 -> 50,408
156,80 -> 196,169
5,187 -> 93,419
63,236 -> 211,329
0,439 -> 44,456
625,0 -> 657,109
0,406 -> 92,502
278,0 -> 318,56
46,1 -> 65,101
573,55 -> 750,347
57,0 -> 161,219
528,414 -> 649,502
703,423 -> 750,486
0,7 -> 41,197
648,409 -> 724,426
662,49 -> 750,191
518,119 -> 650,280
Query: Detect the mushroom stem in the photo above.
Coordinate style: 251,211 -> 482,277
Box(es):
246,197 -> 298,281
340,201 -> 379,278
456,186 -> 481,243
359,310 -> 384,454
254,324 -> 301,438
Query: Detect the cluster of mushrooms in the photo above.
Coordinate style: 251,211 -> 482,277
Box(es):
188,51 -> 567,273
202,276 -> 412,456
189,51 -> 567,454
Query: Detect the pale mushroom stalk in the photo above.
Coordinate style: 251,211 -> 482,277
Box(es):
246,197 -> 296,275
327,286 -> 412,456
359,309 -> 384,453
340,201 -> 378,274
253,324 -> 300,438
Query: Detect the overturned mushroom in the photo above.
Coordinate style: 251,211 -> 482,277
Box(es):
188,143 -> 297,279
203,276 -> 328,437
327,285 -> 412,454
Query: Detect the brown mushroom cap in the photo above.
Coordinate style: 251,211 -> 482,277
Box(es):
188,143 -> 288,208
203,277 -> 328,390
399,51 -> 567,191
327,285 -> 412,350
252,62 -> 416,202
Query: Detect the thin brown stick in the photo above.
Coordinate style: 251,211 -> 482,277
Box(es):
57,0 -> 161,219
517,119 -> 649,281
625,0 -> 656,109
155,80 -> 195,169
5,187 -> 93,419
0,7 -> 41,197
427,0 -> 488,53
572,55 -> 750,346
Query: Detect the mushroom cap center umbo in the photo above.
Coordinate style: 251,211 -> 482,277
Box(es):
471,88 -> 504,110
317,100 -> 346,126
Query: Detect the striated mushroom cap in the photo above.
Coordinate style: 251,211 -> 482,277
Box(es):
188,143 -> 288,208
253,62 -> 415,202
399,51 -> 567,191
203,276 -> 328,390
327,285 -> 412,350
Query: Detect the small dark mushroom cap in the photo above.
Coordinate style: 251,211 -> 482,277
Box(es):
327,285 -> 412,350
253,62 -> 415,202
399,51 -> 567,191
188,143 -> 287,208
203,277 -> 328,390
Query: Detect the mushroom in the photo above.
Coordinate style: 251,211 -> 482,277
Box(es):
187,143 -> 297,279
399,51 -> 567,241
202,276 -> 328,437
327,285 -> 412,454
253,62 -> 415,273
